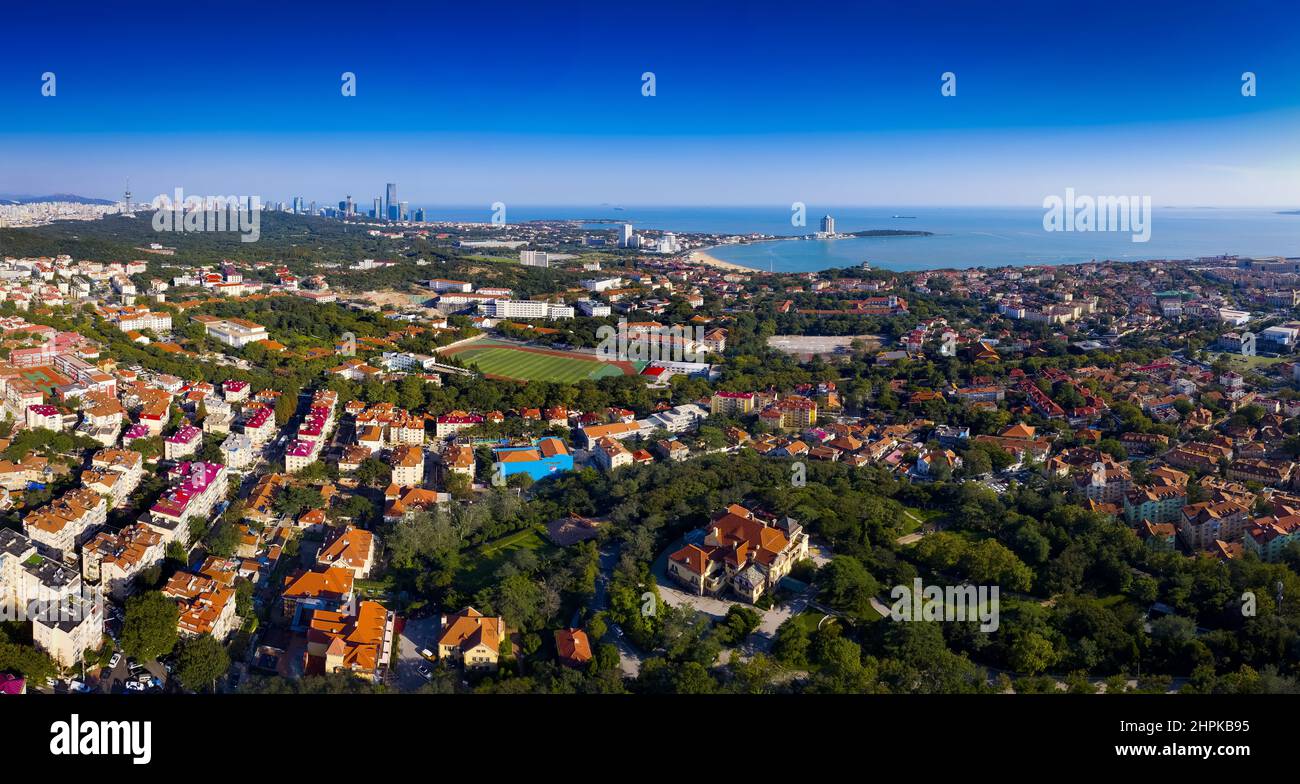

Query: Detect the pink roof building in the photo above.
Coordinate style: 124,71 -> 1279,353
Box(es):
166,425 -> 202,445
0,673 -> 25,695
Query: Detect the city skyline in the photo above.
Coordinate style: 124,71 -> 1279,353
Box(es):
2,1 -> 1300,207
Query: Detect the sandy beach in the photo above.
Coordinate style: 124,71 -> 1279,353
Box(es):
685,247 -> 761,273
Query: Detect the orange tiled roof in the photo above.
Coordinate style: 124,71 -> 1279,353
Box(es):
317,526 -> 373,570
282,565 -> 355,603
308,600 -> 389,673
438,607 -> 504,655
554,628 -> 592,665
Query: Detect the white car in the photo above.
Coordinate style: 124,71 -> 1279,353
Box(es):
109,653 -> 121,669
125,681 -> 145,692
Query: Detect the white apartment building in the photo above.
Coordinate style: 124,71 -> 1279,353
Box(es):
32,594 -> 103,669
640,403 -> 709,433
81,523 -> 164,599
593,437 -> 633,472
390,445 -> 425,487
22,488 -> 108,564
86,448 -> 144,508
581,277 -> 622,292
382,352 -> 440,372
576,299 -> 612,317
25,404 -> 64,431
197,316 -> 269,348
118,310 -> 173,333
285,438 -> 324,473
0,527 -> 100,668
428,278 -> 473,293
220,432 -> 256,469
90,449 -> 143,498
241,406 -> 276,445
482,299 -> 574,320
147,462 -> 229,546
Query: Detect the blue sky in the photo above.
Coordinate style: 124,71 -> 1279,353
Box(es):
2,0 -> 1299,206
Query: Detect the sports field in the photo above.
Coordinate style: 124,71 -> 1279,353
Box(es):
20,366 -> 71,395
442,339 -> 638,382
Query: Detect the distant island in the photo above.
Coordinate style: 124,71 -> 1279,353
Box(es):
846,229 -> 933,237
1277,210 -> 1300,215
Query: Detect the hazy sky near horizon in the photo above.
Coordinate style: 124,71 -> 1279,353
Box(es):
2,0 -> 1299,207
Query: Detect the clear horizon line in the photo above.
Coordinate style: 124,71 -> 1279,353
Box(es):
88,199 -> 1300,210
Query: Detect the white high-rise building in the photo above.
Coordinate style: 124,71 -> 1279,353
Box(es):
820,215 -> 835,234
656,233 -> 679,254
520,250 -> 549,268
619,223 -> 634,248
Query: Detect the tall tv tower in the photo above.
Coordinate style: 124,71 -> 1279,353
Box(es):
122,178 -> 134,217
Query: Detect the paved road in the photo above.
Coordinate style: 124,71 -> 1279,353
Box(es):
806,541 -> 832,567
586,544 -> 644,677
895,510 -> 933,546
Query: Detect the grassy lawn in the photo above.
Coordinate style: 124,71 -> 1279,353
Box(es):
899,506 -> 942,534
453,345 -> 626,382
1214,351 -> 1291,371
479,526 -> 548,556
1096,594 -> 1135,611
789,610 -> 831,635
355,574 -> 396,600
458,526 -> 556,593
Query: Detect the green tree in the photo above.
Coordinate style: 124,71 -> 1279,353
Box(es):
818,556 -> 881,619
494,573 -> 548,632
0,642 -> 59,681
1008,631 -> 1057,675
175,635 -> 231,692
121,591 -> 180,661
717,605 -> 761,645
205,521 -> 242,558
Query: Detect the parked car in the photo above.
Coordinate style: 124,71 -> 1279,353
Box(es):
108,652 -> 121,669
416,664 -> 432,680
125,681 -> 145,692
419,648 -> 435,661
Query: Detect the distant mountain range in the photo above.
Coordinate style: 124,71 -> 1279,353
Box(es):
0,193 -> 116,206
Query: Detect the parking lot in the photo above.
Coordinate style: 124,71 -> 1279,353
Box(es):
394,615 -> 441,691
98,653 -> 170,694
